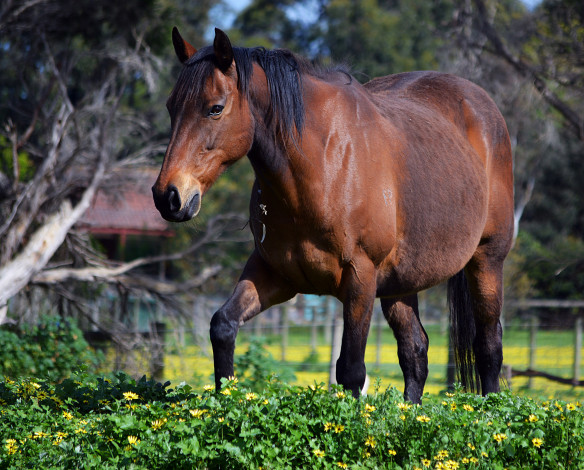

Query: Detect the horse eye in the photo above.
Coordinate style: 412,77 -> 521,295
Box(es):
207,105 -> 224,117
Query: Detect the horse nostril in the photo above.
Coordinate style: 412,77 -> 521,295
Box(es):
166,185 -> 181,213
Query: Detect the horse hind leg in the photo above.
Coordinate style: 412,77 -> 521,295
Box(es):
381,295 -> 429,404
466,253 -> 506,394
450,247 -> 507,395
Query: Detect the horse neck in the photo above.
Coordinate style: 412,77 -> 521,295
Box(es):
246,120 -> 301,202
246,66 -> 315,200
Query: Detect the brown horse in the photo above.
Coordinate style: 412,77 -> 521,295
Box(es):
152,28 -> 514,403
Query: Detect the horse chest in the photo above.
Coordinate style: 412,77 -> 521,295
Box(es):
256,224 -> 344,294
249,201 -> 344,293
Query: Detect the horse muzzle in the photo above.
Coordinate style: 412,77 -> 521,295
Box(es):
152,184 -> 201,222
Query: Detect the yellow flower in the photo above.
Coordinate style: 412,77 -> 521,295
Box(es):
532,438 -> 544,448
4,439 -> 18,455
421,459 -> 431,467
364,436 -> 377,448
63,411 -> 73,420
336,391 -> 346,399
397,402 -> 412,411
416,415 -> 430,423
435,450 -> 449,460
189,409 -> 206,419
127,435 -> 140,446
567,403 -> 576,411
481,452 -> 488,458
445,392 -> 455,397
336,462 -> 348,468
324,422 -> 333,432
470,457 -> 478,463
450,403 -> 457,411
246,392 -> 257,401
313,449 -> 325,458
467,443 -> 476,450
444,460 -> 459,469
365,404 -> 376,413
218,417 -> 225,423
463,404 -> 474,412
400,414 -> 406,421
334,424 -> 345,433
221,388 -> 232,396
123,392 -> 140,401
528,414 -> 538,422
203,384 -> 214,392
151,419 -> 166,430
493,433 -> 507,443
388,449 -> 397,456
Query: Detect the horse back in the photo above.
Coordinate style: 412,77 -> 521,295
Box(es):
364,71 -> 512,173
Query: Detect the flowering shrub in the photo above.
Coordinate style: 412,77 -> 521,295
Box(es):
0,373 -> 582,469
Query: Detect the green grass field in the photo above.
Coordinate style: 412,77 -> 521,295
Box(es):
161,323 -> 584,402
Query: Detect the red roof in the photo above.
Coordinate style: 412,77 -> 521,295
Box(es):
77,170 -> 173,237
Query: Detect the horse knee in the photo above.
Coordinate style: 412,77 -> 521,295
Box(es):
210,310 -> 238,349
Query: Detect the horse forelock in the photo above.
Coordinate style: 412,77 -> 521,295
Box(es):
169,44 -> 347,144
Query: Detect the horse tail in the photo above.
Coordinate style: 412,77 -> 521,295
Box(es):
447,270 -> 480,393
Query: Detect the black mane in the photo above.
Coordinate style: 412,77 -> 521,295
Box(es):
168,44 -> 350,142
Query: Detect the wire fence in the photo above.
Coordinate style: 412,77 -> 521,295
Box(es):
92,294 -> 584,400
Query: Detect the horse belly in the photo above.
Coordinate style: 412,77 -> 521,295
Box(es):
375,165 -> 489,297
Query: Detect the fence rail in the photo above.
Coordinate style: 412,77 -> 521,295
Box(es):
87,295 -> 584,397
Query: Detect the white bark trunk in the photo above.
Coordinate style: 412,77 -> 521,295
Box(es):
0,158 -> 104,322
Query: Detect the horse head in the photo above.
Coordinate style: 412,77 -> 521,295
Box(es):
152,28 -> 254,222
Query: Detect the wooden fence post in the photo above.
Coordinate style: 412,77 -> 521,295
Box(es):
281,305 -> 289,362
311,307 -> 318,354
272,306 -> 280,335
329,303 -> 343,387
376,307 -> 382,369
574,316 -> 582,386
254,307 -> 262,337
324,299 -> 333,343
528,316 -> 538,389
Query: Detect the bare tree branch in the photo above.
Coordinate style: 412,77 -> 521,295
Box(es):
0,134 -> 108,317
473,0 -> 584,141
512,175 -> 535,247
30,213 -> 245,286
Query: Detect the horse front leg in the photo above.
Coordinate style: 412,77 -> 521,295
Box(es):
210,250 -> 296,390
336,259 -> 377,398
381,295 -> 428,404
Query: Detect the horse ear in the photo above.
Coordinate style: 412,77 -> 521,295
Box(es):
172,27 -> 197,64
213,28 -> 234,73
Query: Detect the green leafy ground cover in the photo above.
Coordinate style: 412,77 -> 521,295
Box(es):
0,373 -> 582,469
